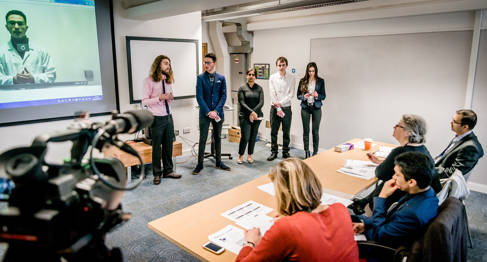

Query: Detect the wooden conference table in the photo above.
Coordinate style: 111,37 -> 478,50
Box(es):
148,139 -> 395,261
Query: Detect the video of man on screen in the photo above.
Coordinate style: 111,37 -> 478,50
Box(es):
0,9 -> 56,85
0,0 -> 104,110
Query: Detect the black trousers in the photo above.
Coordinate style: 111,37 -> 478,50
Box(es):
238,117 -> 261,155
198,116 -> 223,165
301,107 -> 322,153
270,106 -> 292,154
151,115 -> 174,177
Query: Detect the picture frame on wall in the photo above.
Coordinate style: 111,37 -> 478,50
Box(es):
254,63 -> 270,79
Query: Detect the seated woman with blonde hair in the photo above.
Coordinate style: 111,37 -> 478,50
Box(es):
236,158 -> 359,262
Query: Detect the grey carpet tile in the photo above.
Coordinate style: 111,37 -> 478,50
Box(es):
464,191 -> 487,262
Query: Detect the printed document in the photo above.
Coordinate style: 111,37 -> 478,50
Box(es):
222,200 -> 275,235
221,200 -> 273,222
320,193 -> 353,207
208,225 -> 245,254
337,159 -> 377,180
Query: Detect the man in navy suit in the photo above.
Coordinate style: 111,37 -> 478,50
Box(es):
352,152 -> 438,248
193,53 -> 231,175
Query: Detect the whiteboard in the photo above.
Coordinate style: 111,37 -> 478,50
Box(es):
309,31 -> 471,151
126,36 -> 199,103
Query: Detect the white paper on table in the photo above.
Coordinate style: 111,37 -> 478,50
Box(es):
221,200 -> 273,224
343,159 -> 377,169
374,146 -> 394,158
354,234 -> 367,241
337,167 -> 376,180
354,141 -> 365,149
257,182 -> 275,196
236,213 -> 275,236
320,192 -> 353,207
337,159 -> 377,180
208,225 -> 246,254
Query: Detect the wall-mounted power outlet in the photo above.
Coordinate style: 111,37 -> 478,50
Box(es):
174,129 -> 179,136
183,127 -> 191,134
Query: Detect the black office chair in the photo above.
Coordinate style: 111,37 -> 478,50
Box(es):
357,197 -> 468,262
204,127 -> 232,160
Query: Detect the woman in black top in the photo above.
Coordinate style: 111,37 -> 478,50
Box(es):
349,114 -> 440,214
237,68 -> 264,164
297,62 -> 326,158
368,114 -> 433,181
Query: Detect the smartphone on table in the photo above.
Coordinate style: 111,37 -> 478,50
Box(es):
203,241 -> 225,255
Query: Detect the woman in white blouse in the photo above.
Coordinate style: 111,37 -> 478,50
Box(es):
297,62 -> 326,158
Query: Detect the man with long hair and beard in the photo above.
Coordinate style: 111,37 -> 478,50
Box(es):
142,55 -> 181,185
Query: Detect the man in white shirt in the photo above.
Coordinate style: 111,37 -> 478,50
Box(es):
0,10 -> 56,85
267,57 -> 295,161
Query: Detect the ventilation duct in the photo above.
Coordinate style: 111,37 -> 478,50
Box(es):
203,0 -> 366,21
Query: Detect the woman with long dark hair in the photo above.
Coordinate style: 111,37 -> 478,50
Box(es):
297,62 -> 326,158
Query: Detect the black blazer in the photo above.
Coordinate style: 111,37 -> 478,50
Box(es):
435,132 -> 484,179
297,77 -> 326,109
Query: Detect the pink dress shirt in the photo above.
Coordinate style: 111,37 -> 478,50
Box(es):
141,76 -> 174,116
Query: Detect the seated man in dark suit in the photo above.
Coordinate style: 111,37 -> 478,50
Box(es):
435,109 -> 484,179
352,152 -> 439,247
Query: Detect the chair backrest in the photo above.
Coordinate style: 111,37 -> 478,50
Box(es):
406,197 -> 467,262
436,169 -> 470,205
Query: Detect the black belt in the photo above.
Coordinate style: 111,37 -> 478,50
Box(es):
154,115 -> 171,119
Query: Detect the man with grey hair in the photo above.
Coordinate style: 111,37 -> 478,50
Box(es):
349,114 -> 438,214
435,109 -> 484,179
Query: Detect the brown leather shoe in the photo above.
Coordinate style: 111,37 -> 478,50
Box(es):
153,176 -> 161,185
163,172 -> 182,179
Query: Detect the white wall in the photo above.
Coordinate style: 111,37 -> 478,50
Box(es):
113,2 -> 202,147
250,11 -> 487,188
470,29 -> 487,192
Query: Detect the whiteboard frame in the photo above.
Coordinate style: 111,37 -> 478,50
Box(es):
126,36 -> 199,104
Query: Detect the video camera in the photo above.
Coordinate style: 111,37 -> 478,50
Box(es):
0,110 -> 154,262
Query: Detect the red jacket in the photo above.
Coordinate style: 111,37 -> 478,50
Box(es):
236,203 -> 359,262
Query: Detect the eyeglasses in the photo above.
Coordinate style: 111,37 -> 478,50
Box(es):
452,119 -> 462,125
204,61 -> 214,65
394,124 -> 405,129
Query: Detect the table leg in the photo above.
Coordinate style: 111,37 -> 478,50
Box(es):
127,167 -> 131,184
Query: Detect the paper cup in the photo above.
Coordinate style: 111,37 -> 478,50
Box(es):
364,138 -> 373,151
